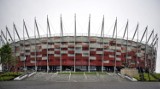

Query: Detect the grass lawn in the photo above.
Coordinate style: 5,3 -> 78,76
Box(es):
0,72 -> 22,81
58,71 -> 106,75
134,73 -> 158,81
153,73 -> 160,79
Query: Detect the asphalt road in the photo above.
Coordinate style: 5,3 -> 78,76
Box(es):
0,81 -> 160,89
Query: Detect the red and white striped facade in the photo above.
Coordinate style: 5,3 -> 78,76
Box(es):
13,35 -> 156,71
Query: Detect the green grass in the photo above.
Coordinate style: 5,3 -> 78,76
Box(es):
133,75 -> 140,80
71,72 -> 84,74
144,73 -> 157,81
153,73 -> 160,79
133,73 -> 158,81
58,72 -> 85,74
97,72 -> 107,75
0,72 -> 22,81
85,72 -> 106,75
58,72 -> 106,75
0,72 -> 22,76
85,72 -> 96,74
0,76 -> 15,81
58,72 -> 70,74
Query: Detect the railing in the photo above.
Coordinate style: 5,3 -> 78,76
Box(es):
75,50 -> 82,53
103,60 -> 109,63
109,55 -> 114,58
116,52 -> 121,55
90,56 -> 96,60
25,47 -> 30,50
61,45 -> 68,48
42,57 -> 47,60
127,56 -> 132,59
96,51 -> 103,54
25,52 -> 30,55
16,53 -> 20,56
104,49 -> 114,52
116,58 -> 121,61
68,54 -> 74,56
48,51 -> 54,54
54,54 -> 60,57
61,51 -> 68,54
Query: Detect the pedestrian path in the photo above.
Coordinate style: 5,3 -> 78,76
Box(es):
25,72 -> 128,82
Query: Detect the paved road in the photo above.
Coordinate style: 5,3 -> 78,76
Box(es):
0,81 -> 160,89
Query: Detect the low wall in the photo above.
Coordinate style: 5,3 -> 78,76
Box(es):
120,68 -> 138,77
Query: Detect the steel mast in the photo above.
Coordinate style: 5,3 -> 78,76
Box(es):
46,15 -> 51,73
88,14 -> 91,72
123,20 -> 128,67
101,15 -> 104,72
6,27 -> 13,42
74,14 -> 76,72
34,18 -> 38,71
132,23 -> 139,68
140,26 -> 148,69
60,14 -> 63,72
113,18 -> 117,73
1,30 -> 8,43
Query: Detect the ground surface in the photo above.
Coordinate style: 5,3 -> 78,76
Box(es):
0,72 -> 160,89
1,81 -> 160,89
25,72 -> 127,82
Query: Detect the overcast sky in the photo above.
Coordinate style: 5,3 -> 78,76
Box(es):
0,0 -> 160,72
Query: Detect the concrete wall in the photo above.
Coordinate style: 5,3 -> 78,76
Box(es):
120,68 -> 138,77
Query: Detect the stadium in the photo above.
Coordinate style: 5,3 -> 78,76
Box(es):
0,16 -> 158,72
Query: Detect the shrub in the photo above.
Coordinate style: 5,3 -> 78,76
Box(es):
0,72 -> 22,81
0,76 -> 15,81
0,72 -> 21,77
153,73 -> 160,79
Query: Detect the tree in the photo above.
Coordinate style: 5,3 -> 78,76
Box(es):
0,43 -> 17,72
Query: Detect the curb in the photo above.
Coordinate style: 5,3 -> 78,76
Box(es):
14,72 -> 36,80
118,73 -> 137,81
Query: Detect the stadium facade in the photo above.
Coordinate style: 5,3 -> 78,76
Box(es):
0,15 -> 158,72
